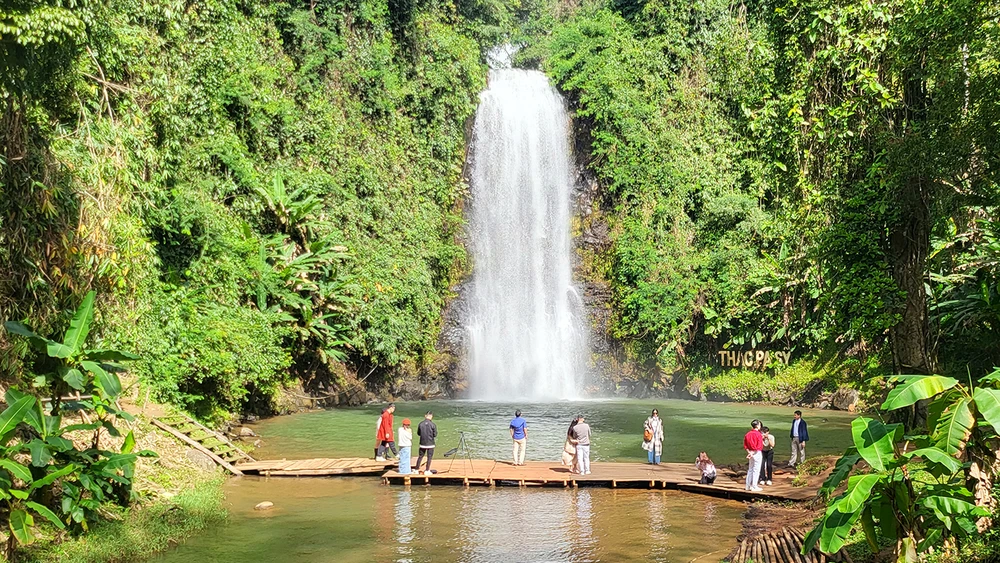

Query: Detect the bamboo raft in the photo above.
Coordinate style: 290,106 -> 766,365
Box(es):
238,457 -> 396,476
730,527 -> 853,563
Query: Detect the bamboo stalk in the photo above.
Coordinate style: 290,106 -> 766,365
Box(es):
765,533 -> 780,563
782,528 -> 805,563
736,538 -> 748,563
774,530 -> 796,563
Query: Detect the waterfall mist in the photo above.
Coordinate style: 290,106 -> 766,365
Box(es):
464,66 -> 588,401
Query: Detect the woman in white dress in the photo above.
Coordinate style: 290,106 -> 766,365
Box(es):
642,409 -> 664,464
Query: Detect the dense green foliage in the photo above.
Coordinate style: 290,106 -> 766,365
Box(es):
0,0 -> 507,417
533,0 -> 1000,382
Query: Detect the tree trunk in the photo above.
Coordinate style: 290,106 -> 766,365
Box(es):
888,66 -> 937,379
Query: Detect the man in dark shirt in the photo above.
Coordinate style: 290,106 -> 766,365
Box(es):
416,412 -> 437,475
789,410 -> 809,467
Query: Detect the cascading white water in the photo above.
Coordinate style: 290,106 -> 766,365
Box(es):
464,60 -> 588,401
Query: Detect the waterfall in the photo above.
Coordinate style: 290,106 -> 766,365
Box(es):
464,62 -> 588,401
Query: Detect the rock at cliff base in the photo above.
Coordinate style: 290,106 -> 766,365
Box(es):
830,388 -> 860,411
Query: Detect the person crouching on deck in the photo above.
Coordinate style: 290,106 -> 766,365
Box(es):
695,452 -> 717,484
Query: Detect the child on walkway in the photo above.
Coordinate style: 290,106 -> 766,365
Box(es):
758,425 -> 775,486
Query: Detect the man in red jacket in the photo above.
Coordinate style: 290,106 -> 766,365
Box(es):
376,403 -> 397,461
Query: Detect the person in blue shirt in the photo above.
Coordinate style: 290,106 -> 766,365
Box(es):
510,410 -> 528,466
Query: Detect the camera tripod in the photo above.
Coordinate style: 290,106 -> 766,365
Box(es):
445,431 -> 475,473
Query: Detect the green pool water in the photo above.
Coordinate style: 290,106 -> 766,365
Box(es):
251,399 -> 855,466
153,400 -> 856,562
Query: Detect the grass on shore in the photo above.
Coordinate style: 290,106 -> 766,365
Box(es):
20,476 -> 226,563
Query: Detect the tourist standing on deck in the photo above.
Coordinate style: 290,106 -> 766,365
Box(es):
416,411 -> 437,475
510,410 -> 528,466
376,403 -> 397,461
758,426 -> 775,486
398,418 -> 413,474
573,415 -> 592,475
642,409 -> 663,464
562,417 -> 579,470
789,410 -> 809,467
375,408 -> 385,459
743,420 -> 763,492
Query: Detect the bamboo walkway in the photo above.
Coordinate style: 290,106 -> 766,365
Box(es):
238,457 -> 396,476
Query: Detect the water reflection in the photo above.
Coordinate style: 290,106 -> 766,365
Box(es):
395,490 -> 414,561
154,478 -> 747,563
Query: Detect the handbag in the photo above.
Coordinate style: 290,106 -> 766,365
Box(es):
643,427 -> 653,441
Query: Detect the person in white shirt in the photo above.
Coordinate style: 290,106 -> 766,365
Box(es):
398,419 -> 413,474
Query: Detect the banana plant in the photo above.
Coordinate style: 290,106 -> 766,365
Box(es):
0,393 -> 75,560
4,291 -> 137,411
805,372 -> 1000,562
3,290 -> 155,546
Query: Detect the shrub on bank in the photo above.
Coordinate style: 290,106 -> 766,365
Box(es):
22,477 -> 226,563
688,357 -> 887,406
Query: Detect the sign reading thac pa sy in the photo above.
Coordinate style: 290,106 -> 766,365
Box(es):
717,349 -> 791,369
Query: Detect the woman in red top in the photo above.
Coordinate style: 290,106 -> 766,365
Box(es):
743,420 -> 764,492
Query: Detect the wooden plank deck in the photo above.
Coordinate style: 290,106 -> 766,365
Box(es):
238,457 -> 396,477
235,455 -> 825,503
382,459 -> 821,502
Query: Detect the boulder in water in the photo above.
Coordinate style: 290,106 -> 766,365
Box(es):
254,501 -> 274,511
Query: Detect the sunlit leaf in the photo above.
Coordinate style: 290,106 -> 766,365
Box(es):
973,387 -> 1000,435
9,509 -> 35,545
62,290 -> 95,355
0,396 -> 36,439
851,417 -> 900,471
25,502 -> 64,529
82,361 -> 122,399
881,375 -> 959,410
933,397 -> 975,458
834,474 -> 881,513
